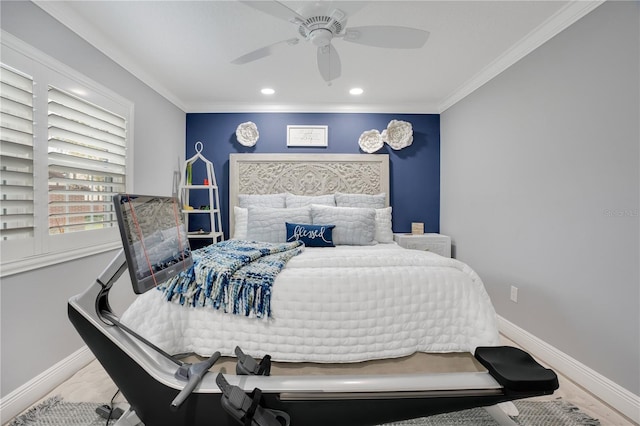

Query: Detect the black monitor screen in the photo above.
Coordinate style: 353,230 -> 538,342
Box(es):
114,194 -> 192,294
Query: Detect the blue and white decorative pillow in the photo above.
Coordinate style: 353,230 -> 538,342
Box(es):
286,223 -> 335,247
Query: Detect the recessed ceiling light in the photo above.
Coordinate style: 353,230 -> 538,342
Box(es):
349,87 -> 364,95
261,88 -> 275,95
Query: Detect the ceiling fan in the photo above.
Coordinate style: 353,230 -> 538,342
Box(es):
232,1 -> 430,83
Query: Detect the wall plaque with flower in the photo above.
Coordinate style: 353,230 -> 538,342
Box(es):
381,120 -> 413,150
358,129 -> 384,153
357,120 -> 414,152
236,121 -> 259,147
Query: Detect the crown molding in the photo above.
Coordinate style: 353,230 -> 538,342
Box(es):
184,101 -> 440,114
438,0 -> 606,113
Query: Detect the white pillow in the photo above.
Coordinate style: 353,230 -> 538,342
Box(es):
286,193 -> 335,208
238,193 -> 286,208
233,206 -> 248,239
310,205 -> 376,246
375,207 -> 394,243
335,192 -> 386,209
247,206 -> 312,243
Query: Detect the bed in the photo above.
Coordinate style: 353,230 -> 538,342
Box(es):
120,153 -> 500,363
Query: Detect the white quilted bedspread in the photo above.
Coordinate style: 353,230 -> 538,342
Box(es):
120,244 -> 500,362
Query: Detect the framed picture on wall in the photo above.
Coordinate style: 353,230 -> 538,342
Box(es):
286,125 -> 328,147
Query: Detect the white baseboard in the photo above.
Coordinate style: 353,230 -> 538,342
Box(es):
498,315 -> 640,424
0,346 -> 95,423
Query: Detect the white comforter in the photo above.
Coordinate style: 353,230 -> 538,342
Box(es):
120,244 -> 500,363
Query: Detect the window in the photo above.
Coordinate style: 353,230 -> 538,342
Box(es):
0,65 -> 34,241
47,87 -> 126,235
1,34 -> 133,275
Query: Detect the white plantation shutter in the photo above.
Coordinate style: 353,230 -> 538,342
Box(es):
47,87 -> 126,235
1,35 -> 132,275
0,65 -> 34,241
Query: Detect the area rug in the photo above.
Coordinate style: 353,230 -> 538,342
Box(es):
9,396 -> 601,426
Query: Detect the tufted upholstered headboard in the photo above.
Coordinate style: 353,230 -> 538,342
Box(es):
228,153 -> 389,234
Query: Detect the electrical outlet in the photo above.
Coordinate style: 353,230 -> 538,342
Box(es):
510,286 -> 518,303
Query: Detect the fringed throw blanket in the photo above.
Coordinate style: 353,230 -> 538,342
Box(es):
159,240 -> 303,318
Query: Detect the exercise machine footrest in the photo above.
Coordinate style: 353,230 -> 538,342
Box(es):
474,346 -> 559,392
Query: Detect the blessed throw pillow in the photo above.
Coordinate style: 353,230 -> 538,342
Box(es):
286,223 -> 335,247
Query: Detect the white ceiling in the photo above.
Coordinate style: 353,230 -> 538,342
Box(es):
35,1 -> 603,113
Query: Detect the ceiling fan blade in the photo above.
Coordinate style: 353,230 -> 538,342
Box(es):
343,25 -> 429,48
238,1 -> 306,23
231,38 -> 299,65
317,44 -> 341,82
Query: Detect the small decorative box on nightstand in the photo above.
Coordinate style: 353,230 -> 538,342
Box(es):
393,233 -> 452,258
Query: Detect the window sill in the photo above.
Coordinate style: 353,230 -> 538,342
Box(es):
0,241 -> 122,277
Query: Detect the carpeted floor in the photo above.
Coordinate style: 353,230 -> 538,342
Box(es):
8,396 -> 114,426
9,396 -> 600,426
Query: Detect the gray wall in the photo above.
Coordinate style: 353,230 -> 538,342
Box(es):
441,1 -> 639,394
1,1 -> 186,398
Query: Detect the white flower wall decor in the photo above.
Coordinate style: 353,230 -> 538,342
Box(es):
381,120 -> 413,150
358,120 -> 414,153
358,129 -> 384,153
235,121 -> 259,147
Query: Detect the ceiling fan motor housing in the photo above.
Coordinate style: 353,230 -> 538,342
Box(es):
298,15 -> 344,46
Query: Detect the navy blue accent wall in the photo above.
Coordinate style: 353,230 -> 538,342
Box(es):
186,113 -> 440,239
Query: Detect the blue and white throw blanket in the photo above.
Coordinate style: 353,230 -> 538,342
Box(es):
159,240 -> 303,318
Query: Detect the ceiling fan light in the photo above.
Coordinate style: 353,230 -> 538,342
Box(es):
261,88 -> 275,95
349,87 -> 364,95
309,28 -> 333,47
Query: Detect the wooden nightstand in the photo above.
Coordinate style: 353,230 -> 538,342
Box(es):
393,233 -> 452,258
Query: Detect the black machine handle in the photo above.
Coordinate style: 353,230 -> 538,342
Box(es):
171,351 -> 221,410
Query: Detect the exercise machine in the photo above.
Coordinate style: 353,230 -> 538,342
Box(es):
68,194 -> 558,426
